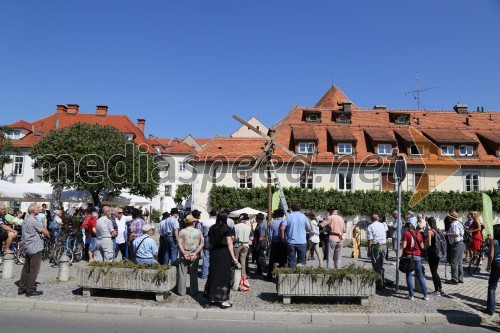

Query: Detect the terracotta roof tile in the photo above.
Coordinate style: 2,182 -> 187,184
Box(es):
9,120 -> 32,132
422,129 -> 477,144
327,126 -> 357,142
291,125 -> 318,141
364,128 -> 397,143
476,131 -> 500,145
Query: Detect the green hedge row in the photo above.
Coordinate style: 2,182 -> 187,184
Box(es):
208,185 -> 500,216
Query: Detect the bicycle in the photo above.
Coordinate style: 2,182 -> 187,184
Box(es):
52,230 -> 76,265
0,235 -> 26,265
468,240 -> 490,275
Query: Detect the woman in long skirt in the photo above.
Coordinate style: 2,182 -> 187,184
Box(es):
204,212 -> 239,309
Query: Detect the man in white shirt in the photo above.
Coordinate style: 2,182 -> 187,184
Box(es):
200,209 -> 217,279
114,207 -> 133,260
443,211 -> 465,284
234,213 -> 252,278
367,214 -> 388,289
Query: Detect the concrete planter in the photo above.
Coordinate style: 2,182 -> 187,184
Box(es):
276,273 -> 376,305
78,266 -> 176,301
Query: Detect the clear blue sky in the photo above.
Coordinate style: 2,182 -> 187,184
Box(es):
1,1 -> 499,139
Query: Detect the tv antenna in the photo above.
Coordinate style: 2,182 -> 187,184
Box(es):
405,73 -> 439,110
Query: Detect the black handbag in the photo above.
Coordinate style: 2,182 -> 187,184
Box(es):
399,255 -> 415,273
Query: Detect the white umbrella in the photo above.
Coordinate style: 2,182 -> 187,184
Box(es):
0,180 -> 52,201
230,207 -> 267,217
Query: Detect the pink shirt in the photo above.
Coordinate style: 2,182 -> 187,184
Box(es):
320,213 -> 346,242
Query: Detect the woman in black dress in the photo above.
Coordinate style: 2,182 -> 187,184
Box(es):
204,212 -> 239,309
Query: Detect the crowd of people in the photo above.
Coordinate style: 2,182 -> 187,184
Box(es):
0,201 -> 498,315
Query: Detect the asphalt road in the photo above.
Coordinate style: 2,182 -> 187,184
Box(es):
0,309 -> 497,333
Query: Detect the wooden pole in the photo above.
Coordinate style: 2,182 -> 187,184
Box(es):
267,153 -> 272,222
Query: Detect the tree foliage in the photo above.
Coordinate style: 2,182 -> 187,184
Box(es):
209,185 -> 500,215
174,183 -> 192,204
30,123 -> 159,206
0,125 -> 21,179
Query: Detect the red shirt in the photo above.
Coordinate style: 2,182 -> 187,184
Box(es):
402,230 -> 423,256
87,218 -> 97,238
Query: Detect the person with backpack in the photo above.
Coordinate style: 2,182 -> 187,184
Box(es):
426,217 -> 446,296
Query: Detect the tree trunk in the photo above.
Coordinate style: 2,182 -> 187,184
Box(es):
91,191 -> 101,209
50,185 -> 62,212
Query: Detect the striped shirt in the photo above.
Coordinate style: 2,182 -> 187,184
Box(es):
21,215 -> 44,255
130,217 -> 146,239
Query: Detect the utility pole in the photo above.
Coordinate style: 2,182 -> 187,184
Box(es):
394,155 -> 407,291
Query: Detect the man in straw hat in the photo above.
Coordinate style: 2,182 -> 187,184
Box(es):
443,210 -> 465,284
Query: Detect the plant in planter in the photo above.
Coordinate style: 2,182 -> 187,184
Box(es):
274,263 -> 381,305
78,260 -> 176,302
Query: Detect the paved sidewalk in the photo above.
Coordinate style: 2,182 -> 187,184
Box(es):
0,246 -> 496,326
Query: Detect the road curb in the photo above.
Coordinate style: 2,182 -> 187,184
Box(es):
0,297 -> 487,325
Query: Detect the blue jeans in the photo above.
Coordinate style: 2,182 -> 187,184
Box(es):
164,236 -> 178,265
287,243 -> 307,268
136,258 -> 158,266
406,255 -> 428,297
201,243 -> 211,279
487,261 -> 500,314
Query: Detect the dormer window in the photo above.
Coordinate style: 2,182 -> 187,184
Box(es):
298,142 -> 315,154
6,130 -> 21,140
397,115 -> 407,124
338,114 -> 348,123
409,145 -> 422,155
338,143 -> 353,155
302,110 -> 321,123
441,145 -> 455,156
377,144 -> 392,155
459,145 -> 473,157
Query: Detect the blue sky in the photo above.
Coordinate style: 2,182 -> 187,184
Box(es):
1,1 -> 499,139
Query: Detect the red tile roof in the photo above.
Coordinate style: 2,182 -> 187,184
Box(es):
9,120 -> 32,132
422,129 -> 477,145
195,86 -> 500,167
8,108 -> 155,153
291,125 -> 318,141
476,131 -> 500,145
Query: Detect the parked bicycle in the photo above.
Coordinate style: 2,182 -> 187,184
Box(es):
468,240 -> 490,275
52,228 -> 84,265
0,235 -> 26,265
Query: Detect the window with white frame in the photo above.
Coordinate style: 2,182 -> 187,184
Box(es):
464,173 -> 479,192
6,130 -> 21,140
298,142 -> 315,154
297,169 -> 314,189
238,170 -> 253,189
337,143 -> 353,155
338,171 -> 353,191
459,145 -> 473,157
377,144 -> 392,155
441,145 -> 455,156
13,156 -> 24,175
179,162 -> 186,171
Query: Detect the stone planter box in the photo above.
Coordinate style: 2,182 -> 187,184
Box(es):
276,274 -> 376,305
78,266 -> 176,302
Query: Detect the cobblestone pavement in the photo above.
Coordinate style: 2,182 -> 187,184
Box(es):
0,245 -> 496,320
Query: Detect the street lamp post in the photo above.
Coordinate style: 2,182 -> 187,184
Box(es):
394,155 -> 407,292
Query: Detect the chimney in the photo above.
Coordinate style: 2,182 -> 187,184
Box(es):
148,134 -> 154,141
56,105 -> 67,114
453,104 -> 468,114
96,105 -> 108,117
31,124 -> 35,132
341,100 -> 352,113
67,104 -> 79,115
137,118 -> 145,134
373,105 -> 387,110
465,117 -> 471,126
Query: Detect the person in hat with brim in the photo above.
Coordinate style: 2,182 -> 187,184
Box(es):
443,210 -> 465,284
132,224 -> 158,266
177,215 -> 204,296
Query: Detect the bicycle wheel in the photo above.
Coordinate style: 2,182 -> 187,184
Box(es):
468,254 -> 480,275
73,243 -> 83,262
54,245 -> 74,265
15,247 -> 26,265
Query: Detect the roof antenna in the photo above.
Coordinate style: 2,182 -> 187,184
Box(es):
404,73 -> 440,110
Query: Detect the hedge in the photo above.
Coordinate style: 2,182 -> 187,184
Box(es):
208,185 -> 500,216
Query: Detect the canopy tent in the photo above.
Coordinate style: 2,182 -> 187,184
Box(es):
0,181 -> 151,206
229,207 -> 267,217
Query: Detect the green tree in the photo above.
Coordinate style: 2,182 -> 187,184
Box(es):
0,125 -> 21,179
30,123 -> 160,207
174,183 -> 192,205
